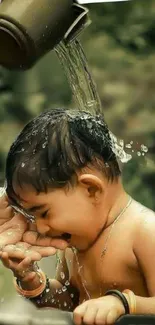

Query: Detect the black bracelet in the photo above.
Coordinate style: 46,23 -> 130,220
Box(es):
105,290 -> 130,314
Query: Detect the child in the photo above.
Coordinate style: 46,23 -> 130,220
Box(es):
1,107 -> 155,325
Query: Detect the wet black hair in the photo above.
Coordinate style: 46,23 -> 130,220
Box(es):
5,108 -> 121,201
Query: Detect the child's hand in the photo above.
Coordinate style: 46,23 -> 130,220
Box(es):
0,242 -> 56,281
73,296 -> 125,325
0,251 -> 37,281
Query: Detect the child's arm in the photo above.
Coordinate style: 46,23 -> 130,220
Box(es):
130,211 -> 155,314
0,245 -> 78,311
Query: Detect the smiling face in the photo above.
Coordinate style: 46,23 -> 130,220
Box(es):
10,174 -> 110,252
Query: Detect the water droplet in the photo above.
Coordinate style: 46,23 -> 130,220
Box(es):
60,272 -> 65,280
137,151 -> 141,156
46,288 -> 50,293
58,289 -> 62,294
70,293 -> 74,298
110,132 -> 132,163
142,153 -> 145,156
64,302 -> 67,307
119,139 -> 124,147
121,154 -> 132,163
125,144 -> 132,149
7,231 -> 12,236
141,144 -> 148,153
21,148 -> 25,152
65,280 -> 70,286
51,299 -> 55,303
21,163 -> 25,168
42,142 -> 47,149
32,131 -> 37,136
62,286 -> 67,292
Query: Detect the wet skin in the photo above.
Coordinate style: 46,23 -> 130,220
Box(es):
1,173 -> 155,323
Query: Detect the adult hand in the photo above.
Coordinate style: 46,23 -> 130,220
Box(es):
0,194 -> 27,248
23,227 -> 69,251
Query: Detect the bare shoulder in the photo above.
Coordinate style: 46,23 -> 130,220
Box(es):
131,199 -> 155,249
132,199 -> 155,228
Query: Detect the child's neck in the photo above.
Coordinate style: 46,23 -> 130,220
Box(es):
103,181 -> 130,230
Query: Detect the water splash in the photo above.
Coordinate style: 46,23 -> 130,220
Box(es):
55,40 -> 132,164
72,246 -> 91,300
62,286 -> 67,292
0,187 -> 5,197
60,272 -> 65,280
109,133 -> 132,163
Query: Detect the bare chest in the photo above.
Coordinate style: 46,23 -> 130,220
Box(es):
67,238 -> 147,302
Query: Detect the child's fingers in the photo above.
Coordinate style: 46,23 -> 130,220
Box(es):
22,271 -> 37,282
15,256 -> 32,278
0,252 -> 37,281
15,257 -> 39,280
16,256 -> 32,273
0,252 -> 11,268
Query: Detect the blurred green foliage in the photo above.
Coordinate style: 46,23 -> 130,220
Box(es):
0,0 -> 155,298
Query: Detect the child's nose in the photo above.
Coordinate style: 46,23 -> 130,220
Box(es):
36,219 -> 50,235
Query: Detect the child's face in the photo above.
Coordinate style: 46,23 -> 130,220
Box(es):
13,181 -> 105,252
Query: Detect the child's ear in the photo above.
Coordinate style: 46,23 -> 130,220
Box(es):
78,174 -> 104,199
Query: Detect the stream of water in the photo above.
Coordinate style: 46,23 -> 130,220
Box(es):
55,39 -> 132,164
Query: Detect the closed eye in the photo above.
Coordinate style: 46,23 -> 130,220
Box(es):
41,210 -> 48,219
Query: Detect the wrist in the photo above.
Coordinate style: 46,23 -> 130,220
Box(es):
105,290 -> 129,314
14,269 -> 47,297
14,261 -> 40,289
105,289 -> 136,315
17,272 -> 41,290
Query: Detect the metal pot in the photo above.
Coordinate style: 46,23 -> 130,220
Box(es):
0,0 -> 87,70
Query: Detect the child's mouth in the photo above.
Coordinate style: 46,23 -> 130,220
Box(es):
61,233 -> 71,242
49,232 -> 72,244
